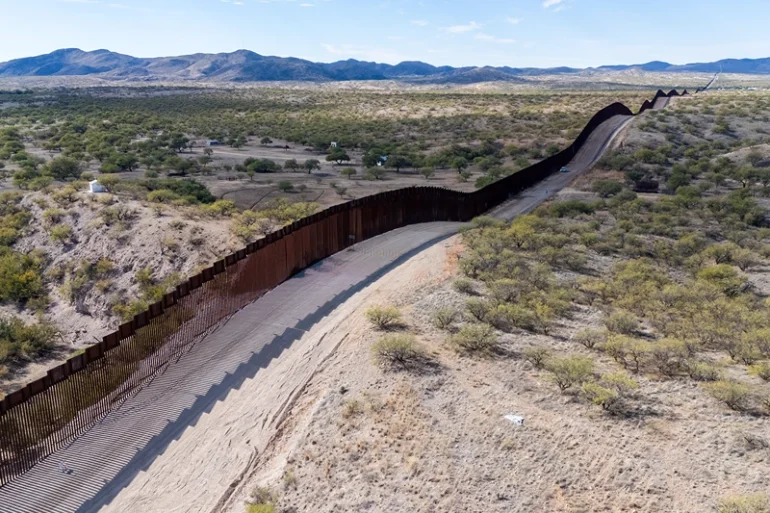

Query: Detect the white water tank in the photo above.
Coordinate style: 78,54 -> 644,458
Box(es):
89,180 -> 107,194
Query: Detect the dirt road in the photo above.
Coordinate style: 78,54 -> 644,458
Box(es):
0,108 -> 639,513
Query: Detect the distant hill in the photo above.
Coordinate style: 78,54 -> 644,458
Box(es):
0,48 -> 769,83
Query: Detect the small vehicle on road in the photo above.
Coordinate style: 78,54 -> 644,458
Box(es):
560,166 -> 570,173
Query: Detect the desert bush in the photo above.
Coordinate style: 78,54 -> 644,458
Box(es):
733,249 -> 760,272
147,189 -> 181,204
246,486 -> 277,513
749,362 -> 770,381
602,335 -> 629,366
450,323 -> 498,354
623,338 -> 651,373
649,338 -> 687,376
342,399 -> 364,418
42,208 -> 66,227
546,356 -> 594,391
371,334 -> 423,368
550,200 -> 596,218
524,346 -> 550,369
581,382 -> 620,412
601,372 -> 640,395
697,265 -> 747,295
0,316 -> 58,364
0,249 -> 46,303
685,360 -> 723,382
465,298 -> 490,322
470,216 -> 503,229
49,224 -> 73,244
101,205 -> 136,227
703,242 -> 740,265
453,278 -> 475,294
717,494 -> 770,513
592,180 -> 623,198
51,186 -> 79,206
433,308 -> 458,330
604,310 -> 639,335
231,210 -> 271,242
365,305 -> 402,330
574,328 -> 606,349
201,200 -> 237,217
705,380 -> 752,411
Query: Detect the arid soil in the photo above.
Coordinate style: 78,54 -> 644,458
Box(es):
0,191 -> 240,394
223,213 -> 769,513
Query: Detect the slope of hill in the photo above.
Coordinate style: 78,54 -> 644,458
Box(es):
2,48 -> 769,83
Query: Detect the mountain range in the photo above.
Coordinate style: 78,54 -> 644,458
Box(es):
1,49 -> 769,83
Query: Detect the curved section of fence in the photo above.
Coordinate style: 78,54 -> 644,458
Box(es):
0,88 -> 687,486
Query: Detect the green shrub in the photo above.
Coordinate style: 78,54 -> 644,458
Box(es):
487,303 -> 538,332
450,324 -> 498,354
705,380 -> 751,411
145,179 -> 215,203
147,189 -> 181,204
465,298 -> 490,322
201,200 -> 237,217
718,494 -> 770,513
42,208 -> 66,227
371,334 -> 423,368
697,265 -> 747,295
524,346 -> 550,369
581,382 -> 620,412
749,362 -> 770,381
453,278 -> 475,294
686,360 -> 723,382
649,338 -> 687,376
433,308 -> 458,330
574,328 -> 606,349
365,305 -> 402,330
604,310 -> 639,335
549,200 -> 596,218
0,249 -> 46,303
0,227 -> 19,246
246,486 -> 277,513
546,356 -> 594,391
101,205 -> 136,227
601,372 -> 639,395
0,316 -> 58,364
49,224 -> 73,244
592,180 -> 623,198
231,210 -> 271,242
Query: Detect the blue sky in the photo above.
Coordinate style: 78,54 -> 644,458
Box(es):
2,0 -> 769,68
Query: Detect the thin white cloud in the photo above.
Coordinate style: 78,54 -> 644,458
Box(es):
506,17 -> 521,24
410,20 -> 429,26
60,0 -> 100,3
475,33 -> 515,44
300,2 -> 315,6
543,0 -> 566,7
441,21 -> 481,33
